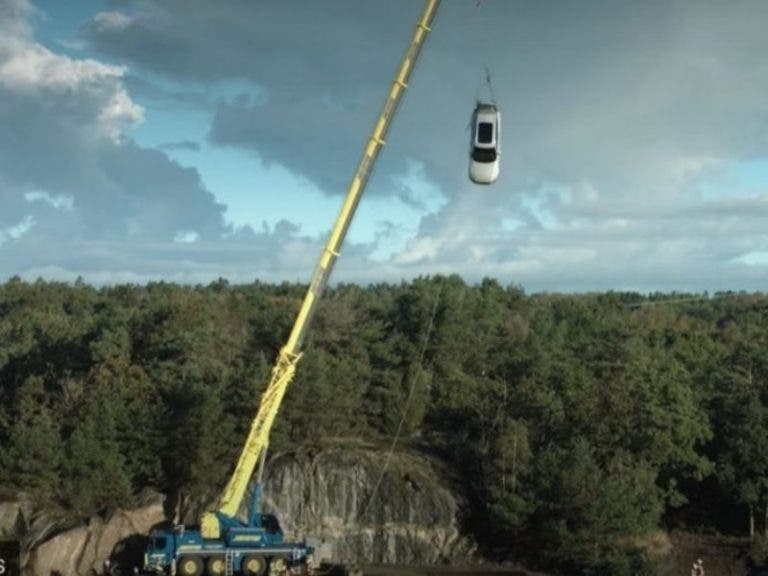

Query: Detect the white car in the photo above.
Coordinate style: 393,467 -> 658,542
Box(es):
468,102 -> 501,185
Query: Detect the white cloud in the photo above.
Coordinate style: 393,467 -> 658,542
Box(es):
0,215 -> 35,246
0,15 -> 143,140
1,1 -> 766,291
24,191 -> 74,211
92,11 -> 133,33
394,236 -> 439,265
174,231 -> 200,244
0,43 -> 124,90
98,89 -> 144,139
0,0 -> 231,284
0,0 -> 34,41
737,251 -> 768,266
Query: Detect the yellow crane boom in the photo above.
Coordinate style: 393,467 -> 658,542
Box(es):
201,0 -> 441,539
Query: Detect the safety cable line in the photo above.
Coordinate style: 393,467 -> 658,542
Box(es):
484,64 -> 497,104
361,286 -> 442,518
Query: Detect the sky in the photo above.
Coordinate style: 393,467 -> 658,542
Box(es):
1,0 -> 767,292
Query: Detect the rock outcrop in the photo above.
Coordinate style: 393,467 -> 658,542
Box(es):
262,447 -> 474,565
10,447 -> 472,575
23,490 -> 164,576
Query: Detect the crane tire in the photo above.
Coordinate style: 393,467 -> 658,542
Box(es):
178,556 -> 203,576
242,555 -> 267,576
206,556 -> 226,576
269,556 -> 288,575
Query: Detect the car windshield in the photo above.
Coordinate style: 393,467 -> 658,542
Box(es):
472,147 -> 497,163
477,122 -> 493,144
152,537 -> 167,550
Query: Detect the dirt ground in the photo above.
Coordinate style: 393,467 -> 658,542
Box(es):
320,531 -> 757,576
358,567 -> 541,576
659,531 -> 751,576
316,563 -> 549,576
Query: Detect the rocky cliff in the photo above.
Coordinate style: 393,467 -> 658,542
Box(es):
262,447 -> 474,565
25,491 -> 165,576
4,447 -> 473,575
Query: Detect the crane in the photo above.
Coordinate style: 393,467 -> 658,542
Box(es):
142,2 -> 441,575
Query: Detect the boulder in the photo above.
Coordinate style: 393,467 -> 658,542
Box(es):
261,447 -> 475,565
26,490 -> 164,576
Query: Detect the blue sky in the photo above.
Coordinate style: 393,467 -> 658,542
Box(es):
1,0 -> 767,292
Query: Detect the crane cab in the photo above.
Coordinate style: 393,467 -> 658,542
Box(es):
469,102 -> 501,185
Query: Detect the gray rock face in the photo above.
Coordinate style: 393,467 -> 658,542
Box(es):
10,447 -> 471,575
261,448 -> 473,565
24,491 -> 165,576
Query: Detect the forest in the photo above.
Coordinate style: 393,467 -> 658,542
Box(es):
0,275 -> 767,575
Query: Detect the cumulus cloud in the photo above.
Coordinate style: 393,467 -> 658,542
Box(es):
3,0 -> 767,290
0,1 -> 383,287
0,0 -> 293,284
81,1 -> 768,197
3,219 -> 337,285
91,11 -> 133,33
385,184 -> 768,291
0,9 -> 143,140
0,0 -> 34,41
83,1 -> 454,200
0,215 -> 35,247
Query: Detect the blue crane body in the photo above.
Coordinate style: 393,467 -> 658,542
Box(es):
141,2 -> 440,575
143,485 -> 311,576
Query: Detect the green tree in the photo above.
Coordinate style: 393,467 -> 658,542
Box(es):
0,376 -> 64,495
534,438 -> 663,574
62,388 -> 133,516
709,330 -> 768,536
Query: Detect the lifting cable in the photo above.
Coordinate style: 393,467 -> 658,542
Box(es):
473,65 -> 497,105
473,1 -> 497,106
361,285 -> 442,518
483,64 -> 497,104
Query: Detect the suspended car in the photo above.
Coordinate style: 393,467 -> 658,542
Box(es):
469,101 -> 501,185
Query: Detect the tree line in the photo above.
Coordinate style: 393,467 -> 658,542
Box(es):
0,276 -> 766,574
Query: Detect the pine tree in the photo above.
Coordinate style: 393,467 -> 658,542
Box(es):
1,377 -> 64,495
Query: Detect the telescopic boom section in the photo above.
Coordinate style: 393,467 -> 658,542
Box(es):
200,0 -> 441,539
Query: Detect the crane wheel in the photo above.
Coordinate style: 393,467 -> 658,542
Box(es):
242,555 -> 267,576
206,556 -> 226,576
178,556 -> 203,576
269,557 -> 287,575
